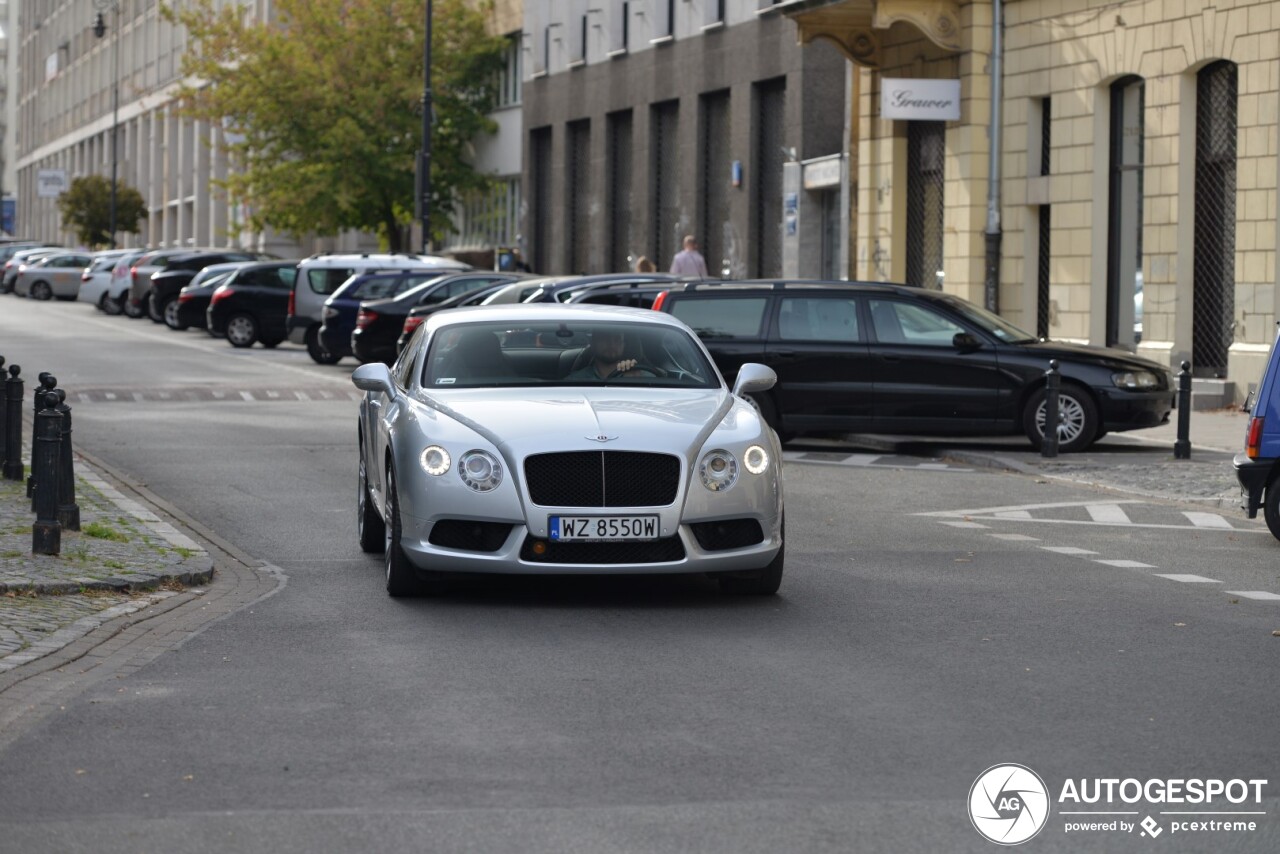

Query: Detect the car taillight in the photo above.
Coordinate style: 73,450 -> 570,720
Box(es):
1247,416 -> 1265,459
178,292 -> 192,304
287,289 -> 295,318
651,290 -> 669,311
210,287 -> 235,306
355,310 -> 378,330
130,266 -> 138,283
402,315 -> 424,335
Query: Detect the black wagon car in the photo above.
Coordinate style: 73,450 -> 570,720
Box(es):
207,261 -> 300,348
395,281 -> 515,354
350,272 -> 523,364
654,280 -> 1174,452
148,251 -> 270,327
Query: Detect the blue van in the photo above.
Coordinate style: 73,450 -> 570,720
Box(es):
1234,322 -> 1280,539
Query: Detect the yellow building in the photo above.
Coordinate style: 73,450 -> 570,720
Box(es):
784,0 -> 1278,402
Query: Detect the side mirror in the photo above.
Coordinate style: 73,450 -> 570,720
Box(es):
953,331 -> 982,352
733,363 -> 777,397
351,362 -> 396,396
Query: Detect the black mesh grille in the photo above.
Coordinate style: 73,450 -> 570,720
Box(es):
520,535 -> 685,564
906,121 -> 946,290
524,452 -> 681,507
1037,205 -> 1051,339
428,520 -> 512,552
1193,60 -> 1237,378
690,519 -> 764,551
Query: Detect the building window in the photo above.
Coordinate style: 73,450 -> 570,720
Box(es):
906,121 -> 945,290
607,110 -> 634,271
1193,60 -> 1238,377
699,90 -> 731,278
565,119 -> 591,274
651,100 -> 680,267
495,33 -> 522,107
654,0 -> 675,40
1106,76 -> 1143,350
610,1 -> 629,54
441,177 -> 521,252
530,127 -> 552,272
753,78 -> 786,278
1037,96 -> 1051,338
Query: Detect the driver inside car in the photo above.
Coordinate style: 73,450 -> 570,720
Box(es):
566,329 -> 651,380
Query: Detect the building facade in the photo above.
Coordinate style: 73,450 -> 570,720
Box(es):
785,0 -> 1280,401
521,0 -> 848,278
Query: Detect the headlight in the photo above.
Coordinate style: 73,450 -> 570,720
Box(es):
1112,370 -> 1158,389
743,444 -> 769,475
699,449 -> 739,492
420,445 -> 451,476
458,450 -> 503,492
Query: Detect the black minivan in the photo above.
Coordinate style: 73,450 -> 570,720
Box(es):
655,280 -> 1174,452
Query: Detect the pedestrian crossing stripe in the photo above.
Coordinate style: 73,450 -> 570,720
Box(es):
917,500 -> 1265,533
781,450 -> 970,472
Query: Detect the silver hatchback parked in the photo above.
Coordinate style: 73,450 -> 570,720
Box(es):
14,252 -> 94,300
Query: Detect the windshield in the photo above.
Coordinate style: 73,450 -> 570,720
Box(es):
938,295 -> 1037,343
423,320 -> 719,390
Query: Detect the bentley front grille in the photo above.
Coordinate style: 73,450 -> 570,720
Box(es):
524,451 -> 681,507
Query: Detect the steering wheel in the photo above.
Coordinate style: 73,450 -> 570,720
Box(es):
605,362 -> 666,380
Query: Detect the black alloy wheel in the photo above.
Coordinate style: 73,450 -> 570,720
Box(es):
225,313 -> 259,348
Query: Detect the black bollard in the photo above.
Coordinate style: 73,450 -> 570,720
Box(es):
54,390 -> 80,531
1041,360 -> 1061,458
31,392 -> 63,556
30,392 -> 54,512
1174,360 -> 1192,460
0,356 -> 6,472
27,374 -> 55,498
3,365 -> 23,481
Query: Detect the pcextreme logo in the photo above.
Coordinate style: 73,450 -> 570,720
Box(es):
969,764 -> 1051,845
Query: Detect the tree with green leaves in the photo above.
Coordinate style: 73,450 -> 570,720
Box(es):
164,0 -> 507,252
56,175 -> 148,248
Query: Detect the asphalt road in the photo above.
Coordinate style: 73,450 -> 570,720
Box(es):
0,299 -> 1276,853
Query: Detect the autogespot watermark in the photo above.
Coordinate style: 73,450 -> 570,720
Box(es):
968,765 -> 1269,845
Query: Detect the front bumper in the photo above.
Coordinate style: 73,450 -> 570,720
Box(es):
1234,453 -> 1272,518
1095,389 -> 1174,431
398,517 -> 783,575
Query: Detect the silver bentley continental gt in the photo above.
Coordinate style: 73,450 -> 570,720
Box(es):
351,304 -> 785,597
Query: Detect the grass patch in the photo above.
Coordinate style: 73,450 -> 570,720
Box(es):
83,522 -> 129,543
104,560 -> 125,570
175,547 -> 196,559
1,550 -> 21,559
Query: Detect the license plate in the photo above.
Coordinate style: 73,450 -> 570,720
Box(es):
549,515 -> 659,541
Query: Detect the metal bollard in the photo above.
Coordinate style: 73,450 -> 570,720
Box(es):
30,392 -> 54,512
54,390 -> 80,531
31,392 -> 62,556
1041,359 -> 1060,458
1174,360 -> 1192,460
3,365 -> 23,481
0,356 -> 6,472
27,374 -> 55,497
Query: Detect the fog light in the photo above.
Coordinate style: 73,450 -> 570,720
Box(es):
531,540 -> 547,555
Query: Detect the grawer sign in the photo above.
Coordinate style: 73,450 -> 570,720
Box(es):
880,78 -> 961,121
968,764 -> 1269,845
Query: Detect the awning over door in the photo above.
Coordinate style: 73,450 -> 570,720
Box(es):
774,0 -> 962,67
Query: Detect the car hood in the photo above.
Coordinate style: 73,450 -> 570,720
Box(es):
1013,339 -> 1168,371
419,387 -> 735,460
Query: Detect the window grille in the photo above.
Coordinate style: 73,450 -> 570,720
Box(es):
565,119 -> 591,274
1192,60 -> 1237,378
651,100 -> 680,268
607,110 -> 634,271
753,78 -> 785,278
1037,205 -> 1051,338
906,121 -> 945,289
530,127 -> 552,272
699,90 -> 730,278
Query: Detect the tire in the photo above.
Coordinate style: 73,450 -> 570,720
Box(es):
259,337 -> 283,349
123,295 -> 144,318
383,464 -> 447,597
307,326 -> 342,365
225,313 -> 259,348
358,447 -> 385,553
162,297 -> 187,330
147,293 -> 165,323
98,293 -> 121,315
31,281 -> 53,301
1264,483 -> 1280,542
1022,384 -> 1100,454
717,516 -> 785,596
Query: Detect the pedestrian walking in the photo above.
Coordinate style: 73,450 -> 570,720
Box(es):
669,235 -> 708,278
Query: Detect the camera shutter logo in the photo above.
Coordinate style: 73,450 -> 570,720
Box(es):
968,764 -> 1051,845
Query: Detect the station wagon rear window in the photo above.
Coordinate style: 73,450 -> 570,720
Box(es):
669,297 -> 768,340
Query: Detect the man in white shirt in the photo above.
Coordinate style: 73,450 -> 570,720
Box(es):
669,234 -> 709,278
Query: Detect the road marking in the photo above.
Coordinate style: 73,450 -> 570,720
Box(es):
939,521 -> 988,529
239,391 -> 254,401
1225,591 -> 1280,600
295,390 -> 311,401
1087,504 -> 1132,524
988,533 -> 1039,541
994,510 -> 1033,519
919,500 -> 1144,517
1094,559 -> 1156,568
1040,546 -> 1098,555
1183,511 -> 1233,529
1154,574 -> 1221,583
104,392 -> 117,400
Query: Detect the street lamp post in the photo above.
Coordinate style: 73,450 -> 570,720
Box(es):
419,0 -> 433,254
92,0 -> 120,249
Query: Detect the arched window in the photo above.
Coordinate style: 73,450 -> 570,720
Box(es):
1106,76 -> 1143,349
1192,60 -> 1237,378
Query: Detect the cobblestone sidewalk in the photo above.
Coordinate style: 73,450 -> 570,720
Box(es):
0,455 -> 213,673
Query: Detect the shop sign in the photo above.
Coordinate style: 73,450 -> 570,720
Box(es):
881,78 -> 961,121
